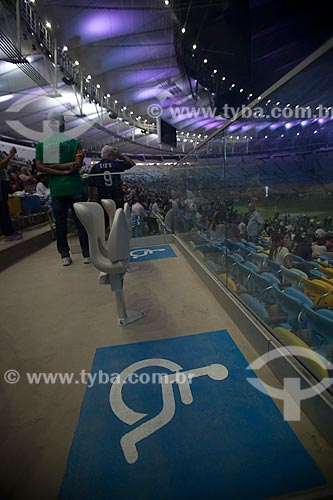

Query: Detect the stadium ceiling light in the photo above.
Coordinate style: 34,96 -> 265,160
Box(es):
276,101 -> 280,105
213,69 -> 218,74
193,44 -> 197,50
46,21 -> 52,29
74,60 -> 79,66
62,46 -> 68,52
222,76 -> 226,81
165,0 -> 170,5
231,83 -> 235,88
203,58 -> 208,64
114,99 -> 118,104
239,88 -> 244,92
96,84 -> 101,89
106,93 -> 111,98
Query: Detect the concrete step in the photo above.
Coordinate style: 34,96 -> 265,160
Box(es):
0,223 -> 53,272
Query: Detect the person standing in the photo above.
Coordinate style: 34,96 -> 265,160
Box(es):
35,112 -> 90,266
87,145 -> 135,208
247,202 -> 265,244
0,147 -> 23,241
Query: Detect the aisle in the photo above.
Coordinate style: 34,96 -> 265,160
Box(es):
0,242 -> 332,499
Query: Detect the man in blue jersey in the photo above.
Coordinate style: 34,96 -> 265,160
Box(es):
87,146 -> 135,208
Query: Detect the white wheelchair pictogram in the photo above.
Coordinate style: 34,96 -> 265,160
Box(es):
109,358 -> 228,464
130,248 -> 166,260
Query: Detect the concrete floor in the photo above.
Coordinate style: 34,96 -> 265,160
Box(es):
0,241 -> 333,499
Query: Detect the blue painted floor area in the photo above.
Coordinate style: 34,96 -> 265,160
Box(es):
60,330 -> 326,500
130,244 -> 177,262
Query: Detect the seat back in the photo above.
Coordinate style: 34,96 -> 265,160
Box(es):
251,252 -> 267,269
244,261 -> 259,273
236,262 -> 252,291
108,208 -> 130,263
320,265 -> 333,278
205,259 -> 221,274
273,327 -> 331,379
101,199 -> 116,228
74,201 -> 105,247
274,286 -> 312,330
266,259 -> 281,275
281,266 -> 307,289
249,271 -> 277,303
74,202 -> 109,269
240,294 -> 269,319
302,304 -> 333,357
301,276 -> 333,306
309,269 -> 325,279
225,254 -> 240,279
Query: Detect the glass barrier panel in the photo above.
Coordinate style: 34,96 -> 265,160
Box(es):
170,44 -> 333,383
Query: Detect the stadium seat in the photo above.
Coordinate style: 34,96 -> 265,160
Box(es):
248,271 -> 278,304
266,259 -> 281,275
300,277 -> 333,308
319,266 -> 333,279
281,266 -> 308,289
273,327 -> 330,379
239,294 -> 269,319
302,305 -> 333,360
218,273 -> 238,292
251,252 -> 268,269
74,202 -> 144,326
205,259 -> 222,274
273,285 -> 313,331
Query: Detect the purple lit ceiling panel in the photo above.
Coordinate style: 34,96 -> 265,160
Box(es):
80,11 -> 149,44
120,67 -> 179,88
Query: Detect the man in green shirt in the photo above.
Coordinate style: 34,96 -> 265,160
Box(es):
36,113 -> 90,266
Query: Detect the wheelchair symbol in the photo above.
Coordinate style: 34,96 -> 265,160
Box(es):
130,248 -> 165,259
109,358 -> 228,464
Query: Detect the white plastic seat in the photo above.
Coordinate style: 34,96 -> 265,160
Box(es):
74,202 -> 144,326
101,198 -> 116,228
